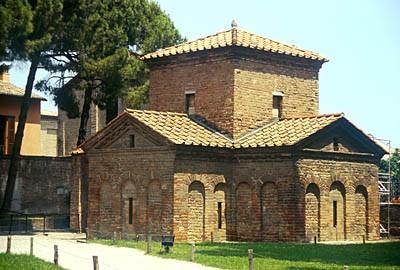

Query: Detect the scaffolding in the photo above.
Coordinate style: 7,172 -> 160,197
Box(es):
376,138 -> 391,237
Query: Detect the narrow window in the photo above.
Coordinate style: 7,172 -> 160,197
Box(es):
185,93 -> 195,115
333,137 -> 339,151
0,116 -> 15,155
333,201 -> 337,227
128,197 -> 133,224
129,135 -> 135,148
217,202 -> 222,229
272,95 -> 283,119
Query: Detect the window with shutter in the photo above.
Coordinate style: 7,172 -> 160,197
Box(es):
6,116 -> 15,155
0,115 -> 15,155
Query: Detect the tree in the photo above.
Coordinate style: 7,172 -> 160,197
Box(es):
0,0 -> 183,212
0,0 -> 64,213
36,0 -> 183,145
380,149 -> 400,198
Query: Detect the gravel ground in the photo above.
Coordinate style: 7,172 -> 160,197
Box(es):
0,233 -> 219,270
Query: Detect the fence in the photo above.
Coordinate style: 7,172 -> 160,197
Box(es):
0,212 -> 75,234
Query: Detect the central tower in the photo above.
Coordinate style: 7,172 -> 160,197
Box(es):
143,23 -> 327,139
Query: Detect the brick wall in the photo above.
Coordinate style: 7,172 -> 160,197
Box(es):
233,53 -> 320,136
79,141 -> 381,242
147,48 -> 322,139
297,157 -> 380,241
173,156 -> 230,242
83,147 -> 175,238
172,151 -> 300,242
148,51 -> 235,135
0,156 -> 72,214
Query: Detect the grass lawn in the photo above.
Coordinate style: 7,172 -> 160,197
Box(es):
0,253 -> 64,270
91,239 -> 400,270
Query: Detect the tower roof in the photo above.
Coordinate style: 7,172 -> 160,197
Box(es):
142,27 -> 328,62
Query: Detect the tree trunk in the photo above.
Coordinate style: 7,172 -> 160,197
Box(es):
1,59 -> 39,214
76,86 -> 92,146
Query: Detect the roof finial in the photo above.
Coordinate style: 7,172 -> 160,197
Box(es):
231,19 -> 238,29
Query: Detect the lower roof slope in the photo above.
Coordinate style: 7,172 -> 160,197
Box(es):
77,109 -> 386,157
81,109 -> 343,149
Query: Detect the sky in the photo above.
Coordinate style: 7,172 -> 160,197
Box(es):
9,0 -> 400,147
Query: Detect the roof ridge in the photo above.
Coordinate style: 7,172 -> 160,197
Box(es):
141,27 -> 328,62
189,116 -> 234,143
235,119 -> 279,143
236,28 -> 323,56
281,113 -> 344,121
140,29 -> 232,57
125,108 -> 187,116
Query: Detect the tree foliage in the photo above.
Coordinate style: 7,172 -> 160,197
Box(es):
34,0 -> 183,144
380,149 -> 400,198
0,0 -> 183,212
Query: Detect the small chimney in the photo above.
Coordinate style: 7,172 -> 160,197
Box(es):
0,64 -> 10,83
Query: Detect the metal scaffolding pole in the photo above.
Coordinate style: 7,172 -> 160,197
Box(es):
376,137 -> 391,238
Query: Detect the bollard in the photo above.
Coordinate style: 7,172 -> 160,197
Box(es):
248,249 -> 254,270
54,245 -> 59,265
191,243 -> 196,262
314,236 -> 317,244
86,228 -> 89,241
113,231 -> 116,244
25,215 -> 28,234
93,256 -> 99,270
43,216 -> 46,235
344,266 -> 349,270
362,235 -> 365,244
30,237 -> 34,256
211,232 -> 214,243
146,235 -> 152,254
6,236 -> 11,253
8,215 -> 13,235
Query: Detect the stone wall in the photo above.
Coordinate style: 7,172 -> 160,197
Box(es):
58,100 -> 106,156
40,115 -> 58,156
297,157 -> 380,241
0,156 -> 72,214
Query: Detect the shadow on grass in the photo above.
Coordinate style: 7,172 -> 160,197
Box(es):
194,242 -> 400,267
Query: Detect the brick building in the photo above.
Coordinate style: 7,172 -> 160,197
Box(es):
71,24 -> 386,242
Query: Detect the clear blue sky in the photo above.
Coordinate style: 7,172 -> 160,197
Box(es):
9,0 -> 400,147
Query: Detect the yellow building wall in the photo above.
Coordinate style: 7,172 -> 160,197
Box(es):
0,96 -> 41,156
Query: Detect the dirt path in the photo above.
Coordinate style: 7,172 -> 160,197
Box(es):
0,233 -> 219,270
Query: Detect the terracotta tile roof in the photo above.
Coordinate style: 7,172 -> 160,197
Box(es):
126,110 -> 342,149
142,28 -> 328,62
126,109 -> 233,148
236,113 -> 344,148
77,110 -> 344,152
0,81 -> 45,100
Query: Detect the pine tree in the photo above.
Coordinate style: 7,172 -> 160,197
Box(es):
0,0 -> 183,212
